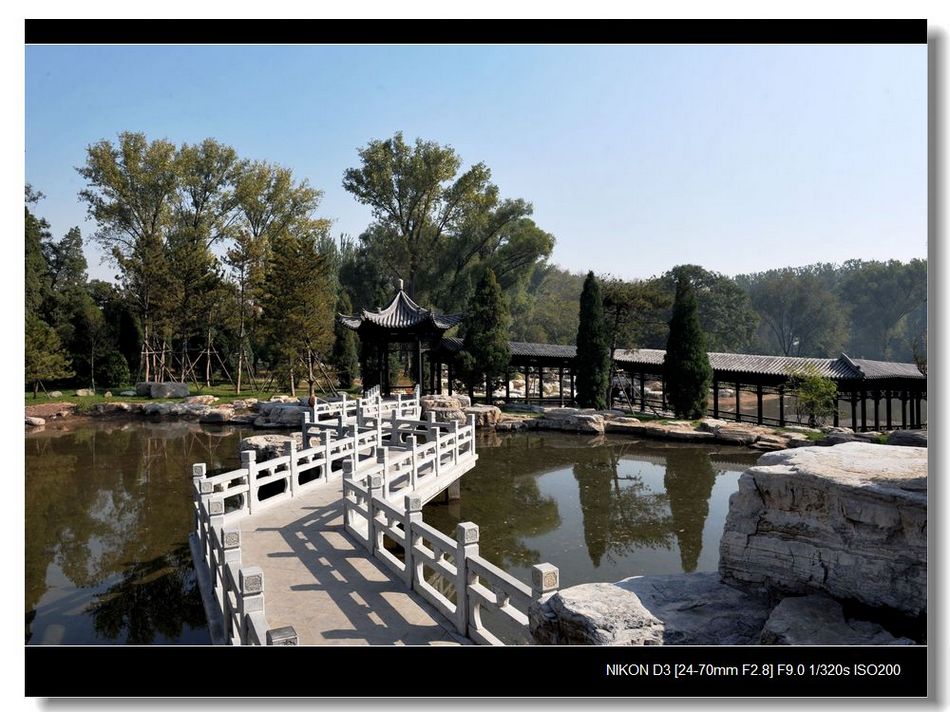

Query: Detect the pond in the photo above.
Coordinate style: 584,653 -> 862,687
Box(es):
25,420 -> 759,645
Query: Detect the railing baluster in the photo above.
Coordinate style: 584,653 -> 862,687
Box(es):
455,522 -> 479,637
241,450 -> 257,516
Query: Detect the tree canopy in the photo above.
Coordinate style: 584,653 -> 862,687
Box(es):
457,269 -> 511,401
663,275 -> 712,419
574,272 -> 611,409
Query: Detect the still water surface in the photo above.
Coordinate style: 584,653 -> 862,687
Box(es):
25,421 -> 758,644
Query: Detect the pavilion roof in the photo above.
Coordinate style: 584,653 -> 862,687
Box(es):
339,286 -> 464,332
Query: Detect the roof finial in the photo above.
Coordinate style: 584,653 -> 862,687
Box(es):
398,278 -> 404,291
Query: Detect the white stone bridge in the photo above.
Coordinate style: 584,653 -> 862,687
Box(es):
189,387 -> 559,646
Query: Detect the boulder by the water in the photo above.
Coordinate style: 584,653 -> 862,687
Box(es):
149,382 -> 191,399
199,407 -> 234,424
75,388 -> 95,397
464,405 -> 501,428
529,572 -> 771,645
760,594 -> 914,645
719,442 -> 927,617
420,395 -> 467,424
119,390 -> 136,397
26,416 -> 45,427
886,429 -> 927,448
48,391 -> 63,398
239,433 -> 320,461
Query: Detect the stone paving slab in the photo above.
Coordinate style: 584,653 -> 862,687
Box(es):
238,479 -> 466,645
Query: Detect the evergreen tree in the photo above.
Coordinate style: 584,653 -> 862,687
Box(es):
575,271 -> 611,409
663,273 -> 712,419
458,269 -> 511,403
25,189 -> 52,318
331,292 -> 360,390
26,315 -> 73,397
260,223 -> 335,396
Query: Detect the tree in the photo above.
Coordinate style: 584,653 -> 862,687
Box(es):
77,132 -> 179,381
574,272 -> 611,409
25,187 -> 52,318
663,275 -> 712,419
342,132 -> 550,310
228,160 -> 321,392
642,265 -> 758,352
26,315 -> 73,397
330,292 -> 360,389
259,221 -> 335,397
457,269 -> 511,403
742,267 -> 847,357
510,265 -> 585,344
836,259 -> 927,360
602,276 -> 670,354
788,364 -> 838,427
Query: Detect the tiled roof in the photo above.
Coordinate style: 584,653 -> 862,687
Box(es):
438,338 -> 924,381
339,289 -> 463,331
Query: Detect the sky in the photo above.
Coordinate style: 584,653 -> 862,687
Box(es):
24,43 -> 927,283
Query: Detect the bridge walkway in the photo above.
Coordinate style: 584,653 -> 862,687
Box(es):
237,477 -> 466,645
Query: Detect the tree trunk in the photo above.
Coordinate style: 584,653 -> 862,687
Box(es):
142,322 -> 150,383
235,290 -> 246,394
90,348 -> 96,391
307,349 -> 315,397
205,328 -> 213,388
289,363 -> 296,398
33,381 -> 39,399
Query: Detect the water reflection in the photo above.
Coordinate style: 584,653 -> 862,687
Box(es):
424,432 -> 759,588
25,421 -> 257,644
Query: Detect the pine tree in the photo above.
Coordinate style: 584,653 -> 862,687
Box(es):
26,315 -> 73,397
458,269 -> 511,403
331,292 -> 360,389
663,273 -> 712,419
575,271 -> 611,409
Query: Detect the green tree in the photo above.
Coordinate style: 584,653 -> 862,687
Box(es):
510,264 -> 585,344
641,265 -> 758,352
26,315 -> 73,397
77,132 -> 179,381
788,364 -> 839,427
228,160 -> 321,392
663,274 -> 712,419
342,132 -> 550,310
260,220 -> 335,397
25,186 -> 52,318
457,269 -> 511,403
331,292 -> 360,389
602,276 -> 671,354
574,272 -> 611,409
836,259 -> 927,360
742,267 -> 847,357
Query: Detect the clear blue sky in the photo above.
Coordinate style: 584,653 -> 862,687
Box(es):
25,43 -> 927,283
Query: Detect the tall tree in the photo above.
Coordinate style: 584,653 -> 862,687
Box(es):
342,132 -> 550,310
743,267 -> 847,357
457,269 -> 511,403
663,275 -> 712,419
228,160 -> 321,392
77,132 -> 179,381
574,272 -> 611,409
25,186 -> 52,318
259,220 -> 335,397
330,292 -> 360,390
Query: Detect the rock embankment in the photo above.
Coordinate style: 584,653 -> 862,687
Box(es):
529,442 -> 927,645
719,442 -> 927,617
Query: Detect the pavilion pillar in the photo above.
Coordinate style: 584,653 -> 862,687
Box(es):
778,385 -> 785,427
860,390 -> 867,432
505,367 -> 510,401
571,369 -> 576,404
416,339 -> 423,394
884,389 -> 892,429
447,362 -> 454,396
915,392 -> 922,428
713,378 -> 719,418
873,390 -> 880,431
735,382 -> 741,422
539,366 -> 545,403
639,372 -> 645,413
756,384 -> 763,425
485,374 -> 491,404
661,377 -> 667,412
900,391 -> 907,429
559,366 -> 565,407
850,391 -> 857,430
832,391 -> 839,427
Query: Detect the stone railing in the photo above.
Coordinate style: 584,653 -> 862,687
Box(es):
343,477 -> 559,645
190,490 -> 297,645
309,386 -> 421,425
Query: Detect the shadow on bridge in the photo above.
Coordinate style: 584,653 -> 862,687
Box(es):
242,487 -> 466,646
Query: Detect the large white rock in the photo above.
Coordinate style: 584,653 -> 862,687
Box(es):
463,405 -> 501,428
26,416 -> 45,427
75,388 -> 95,397
529,573 -> 771,645
420,395 -> 466,424
148,382 -> 191,399
719,442 -> 927,617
